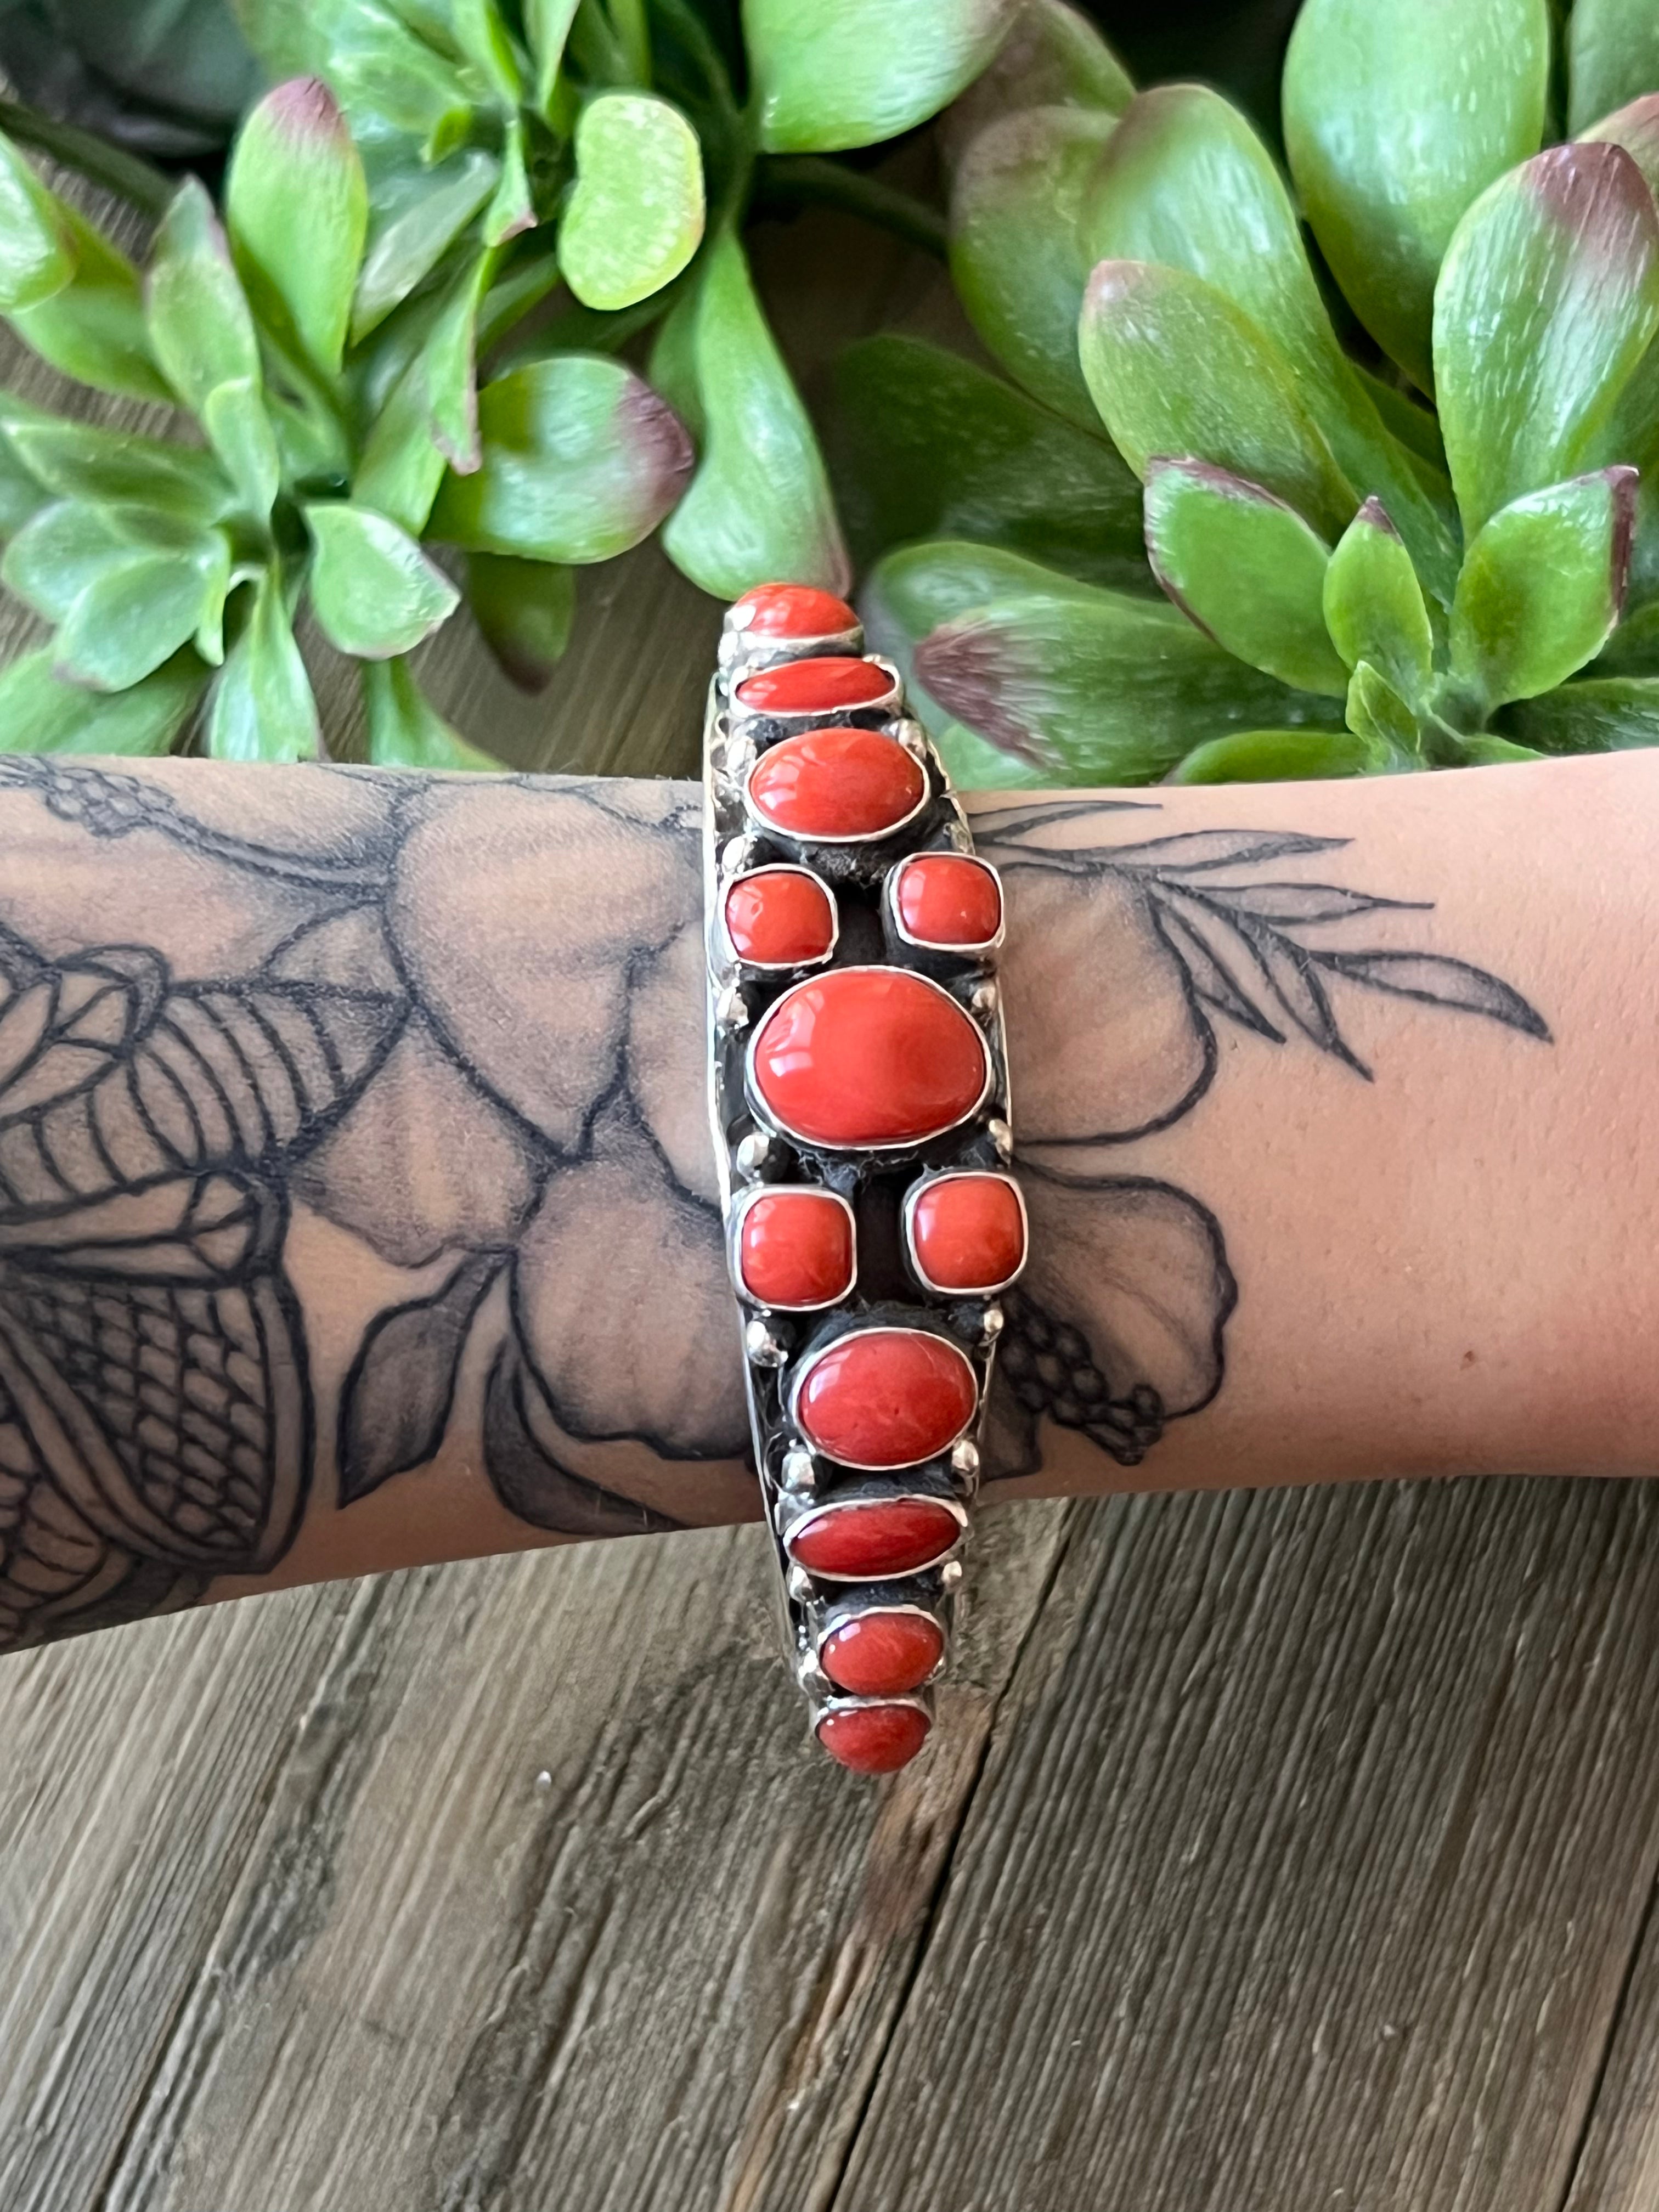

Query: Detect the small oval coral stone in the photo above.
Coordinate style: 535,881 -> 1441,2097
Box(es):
748,727 -> 923,841
896,854 -> 1003,949
730,582 -> 857,638
735,656 -> 895,714
820,1610 -> 944,1696
795,1329 -> 978,1471
738,1188 -> 855,1308
909,1173 -> 1027,1293
817,1701 -> 930,1774
725,868 -> 836,966
750,968 -> 988,1148
791,1492 -> 964,1574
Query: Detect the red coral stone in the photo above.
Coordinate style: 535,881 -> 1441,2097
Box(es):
909,1173 -> 1027,1294
794,1329 -> 978,1471
748,727 -> 923,841
895,854 -> 1003,949
749,968 -> 988,1148
730,583 -> 857,638
817,1701 -> 930,1774
820,1609 -> 944,1696
724,868 -> 836,966
790,1492 -> 964,1575
737,1188 -> 855,1308
734,657 -> 895,714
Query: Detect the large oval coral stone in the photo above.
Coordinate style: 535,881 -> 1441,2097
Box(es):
909,1172 -> 1027,1294
737,1187 -> 855,1308
817,1701 -> 930,1774
725,868 -> 836,966
820,1609 -> 944,1696
730,582 -> 857,638
749,968 -> 988,1148
748,727 -> 923,841
789,1492 -> 965,1575
794,1329 -> 978,1470
895,853 -> 1003,949
735,656 -> 895,714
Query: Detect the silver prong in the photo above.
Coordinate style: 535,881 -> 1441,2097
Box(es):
734,1130 -> 771,1175
786,1563 -> 815,1605
946,817 -> 973,852
951,1437 -> 980,1479
970,981 -> 1000,1017
890,716 -> 930,761
796,1649 -> 831,1693
781,1447 -> 817,1493
716,984 -> 750,1032
719,833 -> 758,877
981,1304 -> 1005,1343
746,1318 -> 787,1367
940,1559 -> 964,1590
988,1118 -> 1014,1160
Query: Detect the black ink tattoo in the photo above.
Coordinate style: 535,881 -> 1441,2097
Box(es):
0,761 -> 1549,1649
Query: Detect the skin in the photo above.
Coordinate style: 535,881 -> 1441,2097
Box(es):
0,747 -> 1651,1652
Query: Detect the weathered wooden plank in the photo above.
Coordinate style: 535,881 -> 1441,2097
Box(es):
834,1476 -> 1659,2212
1559,1872 -> 1659,2209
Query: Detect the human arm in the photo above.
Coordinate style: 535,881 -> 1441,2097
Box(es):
0,747 -> 1649,1651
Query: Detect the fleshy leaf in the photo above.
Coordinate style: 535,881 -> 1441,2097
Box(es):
206,565 -> 319,762
912,583 -> 1346,780
0,132 -> 74,311
201,377 -> 282,518
943,0 -> 1132,165
0,412 -> 229,524
1143,459 -> 1349,696
54,535 -> 231,693
1169,727 -> 1402,782
653,230 -> 847,596
145,178 -> 263,416
527,0 -> 582,112
949,102 -> 1118,429
1323,495 -> 1435,701
1578,94 -> 1659,201
1282,0 -> 1549,392
465,551 -> 575,689
0,646 -> 205,755
306,499 -> 459,657
420,247 -> 495,471
745,0 -> 1019,154
1448,468 -> 1637,708
482,116 -> 534,248
1079,258 -> 1355,541
362,654 -> 500,768
352,145 -> 498,341
353,345 -> 450,533
1434,143 -> 1659,539
1345,659 -> 1422,754
830,333 -> 1146,589
430,351 -> 693,565
227,76 -> 369,377
320,1 -> 472,142
9,206 -> 170,404
559,93 -> 704,312
1082,83 -> 1459,597
1500,675 -> 1659,751
2,499 -> 202,623
1568,0 -> 1659,137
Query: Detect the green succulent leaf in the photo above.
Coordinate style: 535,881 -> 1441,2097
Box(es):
830,334 -> 1146,589
0,646 -> 206,756
201,377 -> 282,518
1143,459 -> 1349,696
0,132 -> 75,312
1578,93 -> 1659,200
1448,467 -> 1637,709
454,0 -> 525,104
145,178 -> 263,415
54,534 -> 232,693
652,229 -> 847,597
421,247 -> 496,472
1079,259 -> 1355,541
227,76 -> 369,378
353,347 -> 450,533
1500,675 -> 1659,750
9,207 -> 170,404
1456,733 -> 1548,764
3,499 -> 199,623
431,351 -> 693,564
206,565 -> 319,761
949,103 -> 1118,430
1082,82 -> 1460,599
0,427 -> 47,541
0,411 -> 229,523
527,0 -> 582,112
1282,0 -> 1549,393
746,0 -> 1019,154
362,654 -> 499,768
1568,0 -> 1659,137
1323,496 -> 1435,702
305,499 -> 459,657
1435,143 -> 1659,540
559,93 -> 704,312
943,0 -> 1132,166
318,0 -> 473,143
482,116 -> 535,248
352,145 -> 499,342
1345,658 -> 1423,754
1169,726 -> 1403,782
911,580 -> 1347,781
465,550 -> 575,689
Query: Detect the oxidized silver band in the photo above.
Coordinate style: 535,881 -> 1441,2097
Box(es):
704,584 -> 1021,1774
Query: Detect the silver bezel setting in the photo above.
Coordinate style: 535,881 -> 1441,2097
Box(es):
815,1600 -> 947,1689
719,862 -> 840,974
729,1181 -> 858,1313
887,850 -> 1007,956
787,1325 -> 980,1472
729,652 -> 903,730
782,1488 -> 969,1578
741,727 -> 930,848
901,1169 -> 1030,1297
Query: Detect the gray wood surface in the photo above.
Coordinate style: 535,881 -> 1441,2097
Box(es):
2,182 -> 1659,2212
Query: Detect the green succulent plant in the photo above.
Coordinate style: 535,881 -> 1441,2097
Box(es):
0,0 -> 1022,765
842,0 -> 1659,787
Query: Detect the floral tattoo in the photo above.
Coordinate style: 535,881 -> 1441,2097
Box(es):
0,761 -> 1547,1650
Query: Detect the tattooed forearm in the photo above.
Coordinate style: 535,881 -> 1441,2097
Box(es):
0,755 -> 1554,1651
